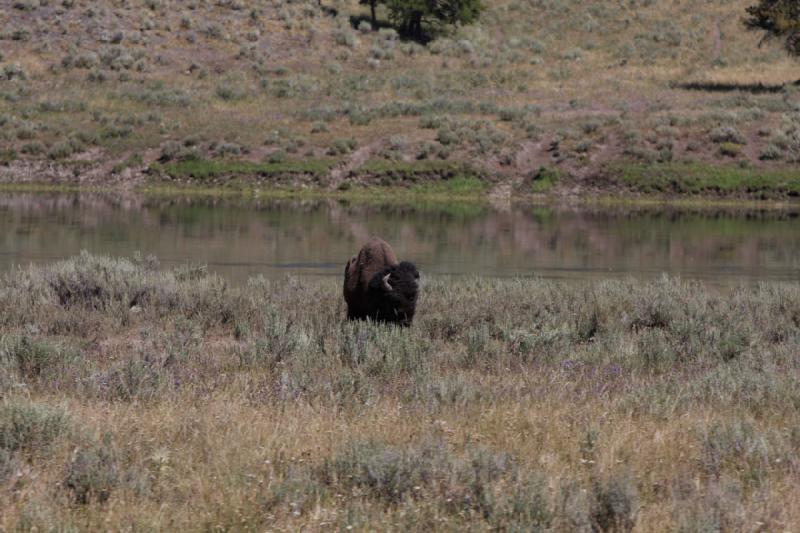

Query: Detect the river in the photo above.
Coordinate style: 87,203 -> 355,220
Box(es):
1,193 -> 798,284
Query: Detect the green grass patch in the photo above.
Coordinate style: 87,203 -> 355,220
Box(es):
154,158 -> 338,181
0,149 -> 17,165
529,166 -> 563,193
360,159 -> 468,175
359,160 -> 488,193
139,183 -> 491,214
111,154 -> 144,174
611,162 -> 800,198
409,175 -> 490,196
718,143 -> 743,158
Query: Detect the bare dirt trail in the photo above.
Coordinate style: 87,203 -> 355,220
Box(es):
327,142 -> 381,189
711,18 -> 723,63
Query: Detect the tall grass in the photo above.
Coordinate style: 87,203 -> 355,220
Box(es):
1,254 -> 799,529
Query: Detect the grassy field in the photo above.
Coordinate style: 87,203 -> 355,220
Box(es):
1,0 -> 799,199
1,253 -> 799,530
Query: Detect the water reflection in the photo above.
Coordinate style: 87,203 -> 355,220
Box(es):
0,192 -> 798,283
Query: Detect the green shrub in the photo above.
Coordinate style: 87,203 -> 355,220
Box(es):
215,83 -> 247,101
36,99 -> 87,113
101,124 -> 132,139
582,119 -> 602,134
323,438 -> 510,506
63,439 -> 119,504
530,166 -> 562,193
20,142 -> 45,155
236,308 -> 307,369
89,351 -> 174,402
13,0 -> 40,11
759,144 -> 783,160
590,471 -> 639,532
159,140 -> 198,162
214,141 -> 246,157
576,139 -> 593,153
73,52 -> 99,69
333,29 -> 358,48
87,68 -> 108,83
0,448 -> 19,481
0,149 -> 17,165
47,138 -> 84,160
700,421 -> 772,481
710,126 -> 746,145
310,121 -> 328,134
202,23 -> 224,39
0,336 -> 78,380
327,137 -> 357,156
0,400 -> 71,454
719,142 -> 742,157
118,85 -> 192,107
2,63 -> 27,80
267,150 -> 287,164
15,125 -> 37,140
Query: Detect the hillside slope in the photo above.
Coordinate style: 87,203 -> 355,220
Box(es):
1,0 -> 798,198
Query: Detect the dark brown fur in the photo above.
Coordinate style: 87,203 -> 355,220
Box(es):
343,238 -> 419,326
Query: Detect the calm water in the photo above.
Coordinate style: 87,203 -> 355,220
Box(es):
0,192 -> 799,284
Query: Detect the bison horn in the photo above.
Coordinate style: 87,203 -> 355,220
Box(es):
382,273 -> 393,291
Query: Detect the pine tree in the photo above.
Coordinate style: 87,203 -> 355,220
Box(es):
385,0 -> 484,40
360,0 -> 379,26
745,0 -> 800,56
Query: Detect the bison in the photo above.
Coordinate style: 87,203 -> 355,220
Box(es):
343,238 -> 419,326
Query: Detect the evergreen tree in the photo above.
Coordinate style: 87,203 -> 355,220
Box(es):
745,0 -> 800,56
385,0 -> 484,40
360,0 -> 379,26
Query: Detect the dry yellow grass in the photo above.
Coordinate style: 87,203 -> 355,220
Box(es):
1,254 -> 799,530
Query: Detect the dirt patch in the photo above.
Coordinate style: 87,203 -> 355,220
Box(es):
328,142 -> 382,189
0,158 -> 149,187
514,140 -> 553,179
711,18 -> 723,63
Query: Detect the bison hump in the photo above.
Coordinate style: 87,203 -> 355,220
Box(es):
344,238 -> 399,295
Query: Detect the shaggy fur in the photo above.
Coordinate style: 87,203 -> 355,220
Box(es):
344,239 -> 419,326
344,238 -> 398,300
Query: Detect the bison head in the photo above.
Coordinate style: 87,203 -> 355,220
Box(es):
366,261 -> 419,327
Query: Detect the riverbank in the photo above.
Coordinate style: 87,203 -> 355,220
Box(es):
2,158 -> 800,208
1,253 -> 799,530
